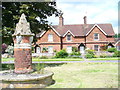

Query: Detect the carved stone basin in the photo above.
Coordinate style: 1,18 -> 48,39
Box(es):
0,70 -> 54,88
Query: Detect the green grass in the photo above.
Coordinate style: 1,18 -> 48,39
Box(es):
45,62 -> 118,88
2,57 -> 119,62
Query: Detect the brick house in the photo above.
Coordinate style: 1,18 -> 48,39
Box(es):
35,15 -> 115,54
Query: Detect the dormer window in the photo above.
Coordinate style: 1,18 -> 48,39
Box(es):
67,34 -> 72,41
48,34 -> 53,42
94,33 -> 99,41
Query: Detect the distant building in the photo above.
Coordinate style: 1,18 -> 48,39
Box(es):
36,15 -> 115,53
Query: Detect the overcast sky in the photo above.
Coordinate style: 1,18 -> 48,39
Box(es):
47,0 -> 119,34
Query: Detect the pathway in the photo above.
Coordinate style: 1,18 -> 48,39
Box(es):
2,60 -> 119,64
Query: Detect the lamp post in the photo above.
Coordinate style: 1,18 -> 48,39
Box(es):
12,13 -> 34,74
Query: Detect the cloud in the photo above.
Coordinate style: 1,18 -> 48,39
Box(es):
47,0 -> 119,33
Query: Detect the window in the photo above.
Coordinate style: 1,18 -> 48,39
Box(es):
48,34 -> 53,42
67,34 -> 72,41
94,45 -> 99,51
94,33 -> 99,40
67,46 -> 72,53
48,46 -> 53,53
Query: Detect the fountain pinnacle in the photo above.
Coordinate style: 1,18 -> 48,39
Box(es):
12,13 -> 34,74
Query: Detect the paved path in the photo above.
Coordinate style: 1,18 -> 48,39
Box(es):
2,60 -> 119,64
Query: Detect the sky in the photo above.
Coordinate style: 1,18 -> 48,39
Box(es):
47,0 -> 119,34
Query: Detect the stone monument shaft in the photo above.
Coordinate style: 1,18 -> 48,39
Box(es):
12,13 -> 34,74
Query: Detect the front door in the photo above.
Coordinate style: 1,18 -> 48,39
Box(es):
48,46 -> 53,53
36,47 -> 40,53
80,46 -> 85,54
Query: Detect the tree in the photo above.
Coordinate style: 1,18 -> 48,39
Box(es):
2,2 -> 61,45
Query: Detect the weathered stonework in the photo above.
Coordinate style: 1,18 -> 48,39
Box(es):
13,13 -> 34,74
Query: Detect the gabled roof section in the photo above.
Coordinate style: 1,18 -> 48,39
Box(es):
53,24 -> 85,37
63,30 -> 75,37
86,24 -> 107,36
37,23 -> 115,37
36,26 -> 61,38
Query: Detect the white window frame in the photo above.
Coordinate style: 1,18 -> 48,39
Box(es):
66,34 -> 72,42
94,33 -> 99,41
94,45 -> 99,51
67,46 -> 72,53
48,34 -> 53,42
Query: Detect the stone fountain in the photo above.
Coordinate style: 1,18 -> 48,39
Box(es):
0,13 -> 54,88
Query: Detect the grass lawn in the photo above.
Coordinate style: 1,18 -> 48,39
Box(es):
2,57 -> 119,62
45,62 -> 118,88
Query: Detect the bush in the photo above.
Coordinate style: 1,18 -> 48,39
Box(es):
85,49 -> 95,58
113,51 -> 120,57
107,48 -> 117,53
100,54 -> 107,58
85,53 -> 94,58
55,49 -> 68,58
72,47 -> 78,52
70,51 -> 81,56
39,56 -> 48,59
2,43 -> 8,54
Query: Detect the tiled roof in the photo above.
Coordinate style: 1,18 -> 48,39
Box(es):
37,24 -> 115,37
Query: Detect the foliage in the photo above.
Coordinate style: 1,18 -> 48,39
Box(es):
42,47 -> 48,52
99,54 -> 107,58
85,49 -> 95,58
2,2 -> 61,44
34,62 -> 45,74
72,47 -> 78,52
113,51 -> 120,57
39,56 -> 48,59
114,33 -> 120,38
55,49 -> 68,58
2,43 -> 8,54
5,45 -> 14,55
107,48 -> 117,53
70,51 -> 81,56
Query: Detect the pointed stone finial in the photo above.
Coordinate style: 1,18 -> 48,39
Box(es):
13,13 -> 34,36
19,13 -> 27,24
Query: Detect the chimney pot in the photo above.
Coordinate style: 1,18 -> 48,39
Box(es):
83,16 -> 87,24
59,13 -> 64,26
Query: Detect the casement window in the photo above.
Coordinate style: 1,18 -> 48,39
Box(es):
67,34 -> 72,41
48,34 -> 53,42
48,46 -> 53,53
67,46 -> 72,53
94,45 -> 99,51
94,33 -> 99,41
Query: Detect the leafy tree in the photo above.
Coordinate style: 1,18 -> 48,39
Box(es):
114,33 -> 120,38
2,2 -> 61,45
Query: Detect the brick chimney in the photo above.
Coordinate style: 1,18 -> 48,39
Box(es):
59,13 -> 64,26
83,16 -> 87,24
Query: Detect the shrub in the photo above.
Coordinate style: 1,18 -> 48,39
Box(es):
100,54 -> 107,58
42,47 -> 48,53
107,48 -> 117,53
2,43 -> 7,54
55,49 -> 68,58
85,49 -> 95,58
39,56 -> 48,59
72,47 -> 78,52
85,53 -> 94,58
70,51 -> 81,56
113,51 -> 120,57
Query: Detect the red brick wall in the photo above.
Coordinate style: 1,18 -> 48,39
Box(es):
62,33 -> 85,43
36,27 -> 115,52
86,26 -> 115,50
86,26 -> 108,42
36,29 -> 60,44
